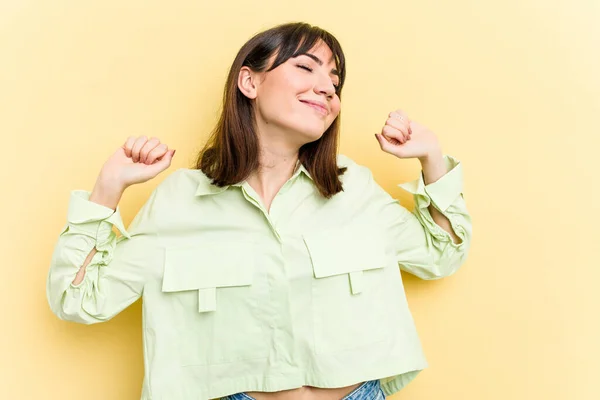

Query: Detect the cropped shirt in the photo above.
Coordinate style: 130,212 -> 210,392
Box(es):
46,154 -> 472,399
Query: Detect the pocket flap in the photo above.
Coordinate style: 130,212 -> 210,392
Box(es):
302,227 -> 387,279
162,243 -> 254,293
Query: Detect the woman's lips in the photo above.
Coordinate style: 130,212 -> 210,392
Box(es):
300,100 -> 328,116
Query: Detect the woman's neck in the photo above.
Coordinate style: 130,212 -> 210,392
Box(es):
246,145 -> 299,212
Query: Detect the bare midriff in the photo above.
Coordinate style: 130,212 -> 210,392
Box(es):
245,382 -> 364,400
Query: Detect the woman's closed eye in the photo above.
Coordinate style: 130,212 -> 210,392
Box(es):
297,64 -> 340,93
297,64 -> 313,73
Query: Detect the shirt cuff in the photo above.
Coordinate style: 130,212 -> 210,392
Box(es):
397,155 -> 463,212
66,190 -> 131,239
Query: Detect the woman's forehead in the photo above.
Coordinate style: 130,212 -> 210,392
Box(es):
303,41 -> 335,62
265,40 -> 338,71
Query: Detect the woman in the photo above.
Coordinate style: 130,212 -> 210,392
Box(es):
47,22 -> 472,400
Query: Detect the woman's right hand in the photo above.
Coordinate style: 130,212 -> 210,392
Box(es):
97,136 -> 176,193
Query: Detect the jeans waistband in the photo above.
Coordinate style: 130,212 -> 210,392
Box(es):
341,380 -> 381,400
223,380 -> 382,400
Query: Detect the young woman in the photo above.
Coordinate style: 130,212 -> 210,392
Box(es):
47,22 -> 472,400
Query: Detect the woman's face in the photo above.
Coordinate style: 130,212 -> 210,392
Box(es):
243,41 -> 341,147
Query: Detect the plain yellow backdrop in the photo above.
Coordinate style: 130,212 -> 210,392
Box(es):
1,0 -> 598,399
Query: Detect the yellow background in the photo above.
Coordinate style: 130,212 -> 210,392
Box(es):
1,0 -> 598,399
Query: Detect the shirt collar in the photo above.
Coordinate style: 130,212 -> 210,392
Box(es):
194,161 -> 313,197
292,159 -> 313,181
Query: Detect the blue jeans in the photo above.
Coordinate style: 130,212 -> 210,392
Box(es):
223,379 -> 385,400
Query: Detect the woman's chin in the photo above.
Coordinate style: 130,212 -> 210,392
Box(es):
295,125 -> 328,144
299,131 -> 325,145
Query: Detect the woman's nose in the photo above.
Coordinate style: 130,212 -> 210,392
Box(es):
314,76 -> 336,97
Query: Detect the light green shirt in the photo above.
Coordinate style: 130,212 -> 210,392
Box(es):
46,154 -> 472,399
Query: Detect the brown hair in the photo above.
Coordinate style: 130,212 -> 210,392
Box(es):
194,22 -> 347,198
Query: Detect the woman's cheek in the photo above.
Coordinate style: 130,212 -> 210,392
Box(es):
330,100 -> 341,119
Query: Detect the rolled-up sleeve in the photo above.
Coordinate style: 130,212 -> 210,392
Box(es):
46,189 -> 161,324
373,155 -> 472,280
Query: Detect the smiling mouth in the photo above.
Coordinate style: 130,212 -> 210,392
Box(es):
300,101 -> 328,116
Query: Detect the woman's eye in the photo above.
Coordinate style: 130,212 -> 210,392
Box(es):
298,63 -> 340,93
298,64 -> 313,72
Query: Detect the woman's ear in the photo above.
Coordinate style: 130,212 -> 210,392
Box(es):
238,66 -> 258,99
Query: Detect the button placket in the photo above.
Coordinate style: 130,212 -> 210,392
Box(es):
240,185 -> 281,242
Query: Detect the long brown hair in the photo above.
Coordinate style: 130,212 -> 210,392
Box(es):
194,22 -> 347,198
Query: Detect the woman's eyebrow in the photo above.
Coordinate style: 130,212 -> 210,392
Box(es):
298,53 -> 340,77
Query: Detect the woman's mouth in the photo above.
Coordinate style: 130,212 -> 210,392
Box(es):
300,100 -> 328,116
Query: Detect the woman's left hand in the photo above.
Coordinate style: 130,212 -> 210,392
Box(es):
375,109 -> 442,161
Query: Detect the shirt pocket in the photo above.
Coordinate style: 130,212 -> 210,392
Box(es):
303,227 -> 392,354
161,241 -> 269,365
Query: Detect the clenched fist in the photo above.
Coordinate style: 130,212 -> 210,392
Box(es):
375,109 -> 441,161
97,136 -> 176,192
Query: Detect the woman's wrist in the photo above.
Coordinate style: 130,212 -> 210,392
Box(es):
89,176 -> 125,211
418,150 -> 446,185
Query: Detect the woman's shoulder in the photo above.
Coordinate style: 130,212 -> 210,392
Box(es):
149,167 -> 212,202
155,167 -> 209,189
337,154 -> 376,188
337,153 -> 371,171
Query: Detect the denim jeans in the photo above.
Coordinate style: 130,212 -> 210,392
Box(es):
223,379 -> 385,400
